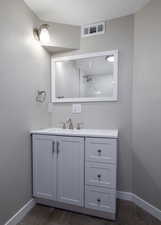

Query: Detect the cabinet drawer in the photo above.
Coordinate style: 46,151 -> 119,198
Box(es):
85,186 -> 116,213
85,162 -> 116,189
85,138 -> 117,164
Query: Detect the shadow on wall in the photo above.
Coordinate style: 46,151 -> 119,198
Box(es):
132,151 -> 161,210
117,130 -> 132,192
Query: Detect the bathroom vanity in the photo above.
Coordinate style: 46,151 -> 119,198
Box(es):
31,128 -> 118,220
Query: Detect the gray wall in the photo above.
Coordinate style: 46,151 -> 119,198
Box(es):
47,22 -> 80,50
0,0 -> 51,224
1,1 -> 160,223
133,0 -> 161,210
51,15 -> 134,193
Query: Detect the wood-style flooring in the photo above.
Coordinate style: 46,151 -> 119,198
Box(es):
18,200 -> 161,225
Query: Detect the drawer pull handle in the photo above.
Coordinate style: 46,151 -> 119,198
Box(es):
97,198 -> 101,203
97,149 -> 102,154
56,141 -> 60,156
52,141 -> 55,154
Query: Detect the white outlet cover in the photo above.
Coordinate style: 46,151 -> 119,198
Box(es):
72,104 -> 82,114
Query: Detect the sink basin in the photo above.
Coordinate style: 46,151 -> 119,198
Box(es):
31,128 -> 118,138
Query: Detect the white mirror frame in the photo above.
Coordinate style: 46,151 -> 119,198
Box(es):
51,50 -> 118,103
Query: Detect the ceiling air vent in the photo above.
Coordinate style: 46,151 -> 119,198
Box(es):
81,21 -> 105,38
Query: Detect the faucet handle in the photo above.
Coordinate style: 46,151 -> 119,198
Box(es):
76,122 -> 84,130
66,118 -> 74,129
59,122 -> 66,129
66,118 -> 72,123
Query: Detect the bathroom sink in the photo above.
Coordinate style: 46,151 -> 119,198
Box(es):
31,128 -> 118,138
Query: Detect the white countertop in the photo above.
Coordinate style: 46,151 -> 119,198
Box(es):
31,128 -> 119,139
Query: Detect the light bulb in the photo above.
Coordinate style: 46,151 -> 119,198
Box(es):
39,27 -> 50,44
96,90 -> 101,95
105,55 -> 115,63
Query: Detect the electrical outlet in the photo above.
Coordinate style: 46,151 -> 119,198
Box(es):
72,104 -> 82,114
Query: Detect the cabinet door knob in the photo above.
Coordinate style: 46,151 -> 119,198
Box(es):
97,174 -> 101,179
97,198 -> 101,203
98,149 -> 102,154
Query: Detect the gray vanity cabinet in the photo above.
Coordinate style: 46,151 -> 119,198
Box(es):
32,132 -> 117,220
32,135 -> 84,207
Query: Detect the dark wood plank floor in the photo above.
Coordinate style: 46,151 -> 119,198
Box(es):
18,200 -> 161,225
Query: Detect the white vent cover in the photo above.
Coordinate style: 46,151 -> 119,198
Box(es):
81,21 -> 105,37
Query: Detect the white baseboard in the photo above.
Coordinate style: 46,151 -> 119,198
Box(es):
4,199 -> 36,225
117,191 -> 133,201
3,193 -> 161,225
133,193 -> 161,222
117,191 -> 161,221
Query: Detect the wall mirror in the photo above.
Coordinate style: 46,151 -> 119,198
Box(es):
51,50 -> 118,103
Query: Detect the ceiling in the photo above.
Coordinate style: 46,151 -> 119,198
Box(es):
24,0 -> 150,26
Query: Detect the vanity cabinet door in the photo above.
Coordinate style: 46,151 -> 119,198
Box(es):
57,136 -> 84,207
32,135 -> 57,200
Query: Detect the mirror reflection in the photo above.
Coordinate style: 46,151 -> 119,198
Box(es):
55,55 -> 115,99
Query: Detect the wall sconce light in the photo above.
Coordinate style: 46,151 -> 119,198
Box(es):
33,24 -> 50,44
36,90 -> 47,103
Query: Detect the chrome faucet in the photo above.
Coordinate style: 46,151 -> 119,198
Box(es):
66,118 -> 74,129
59,122 -> 66,129
76,122 -> 84,130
